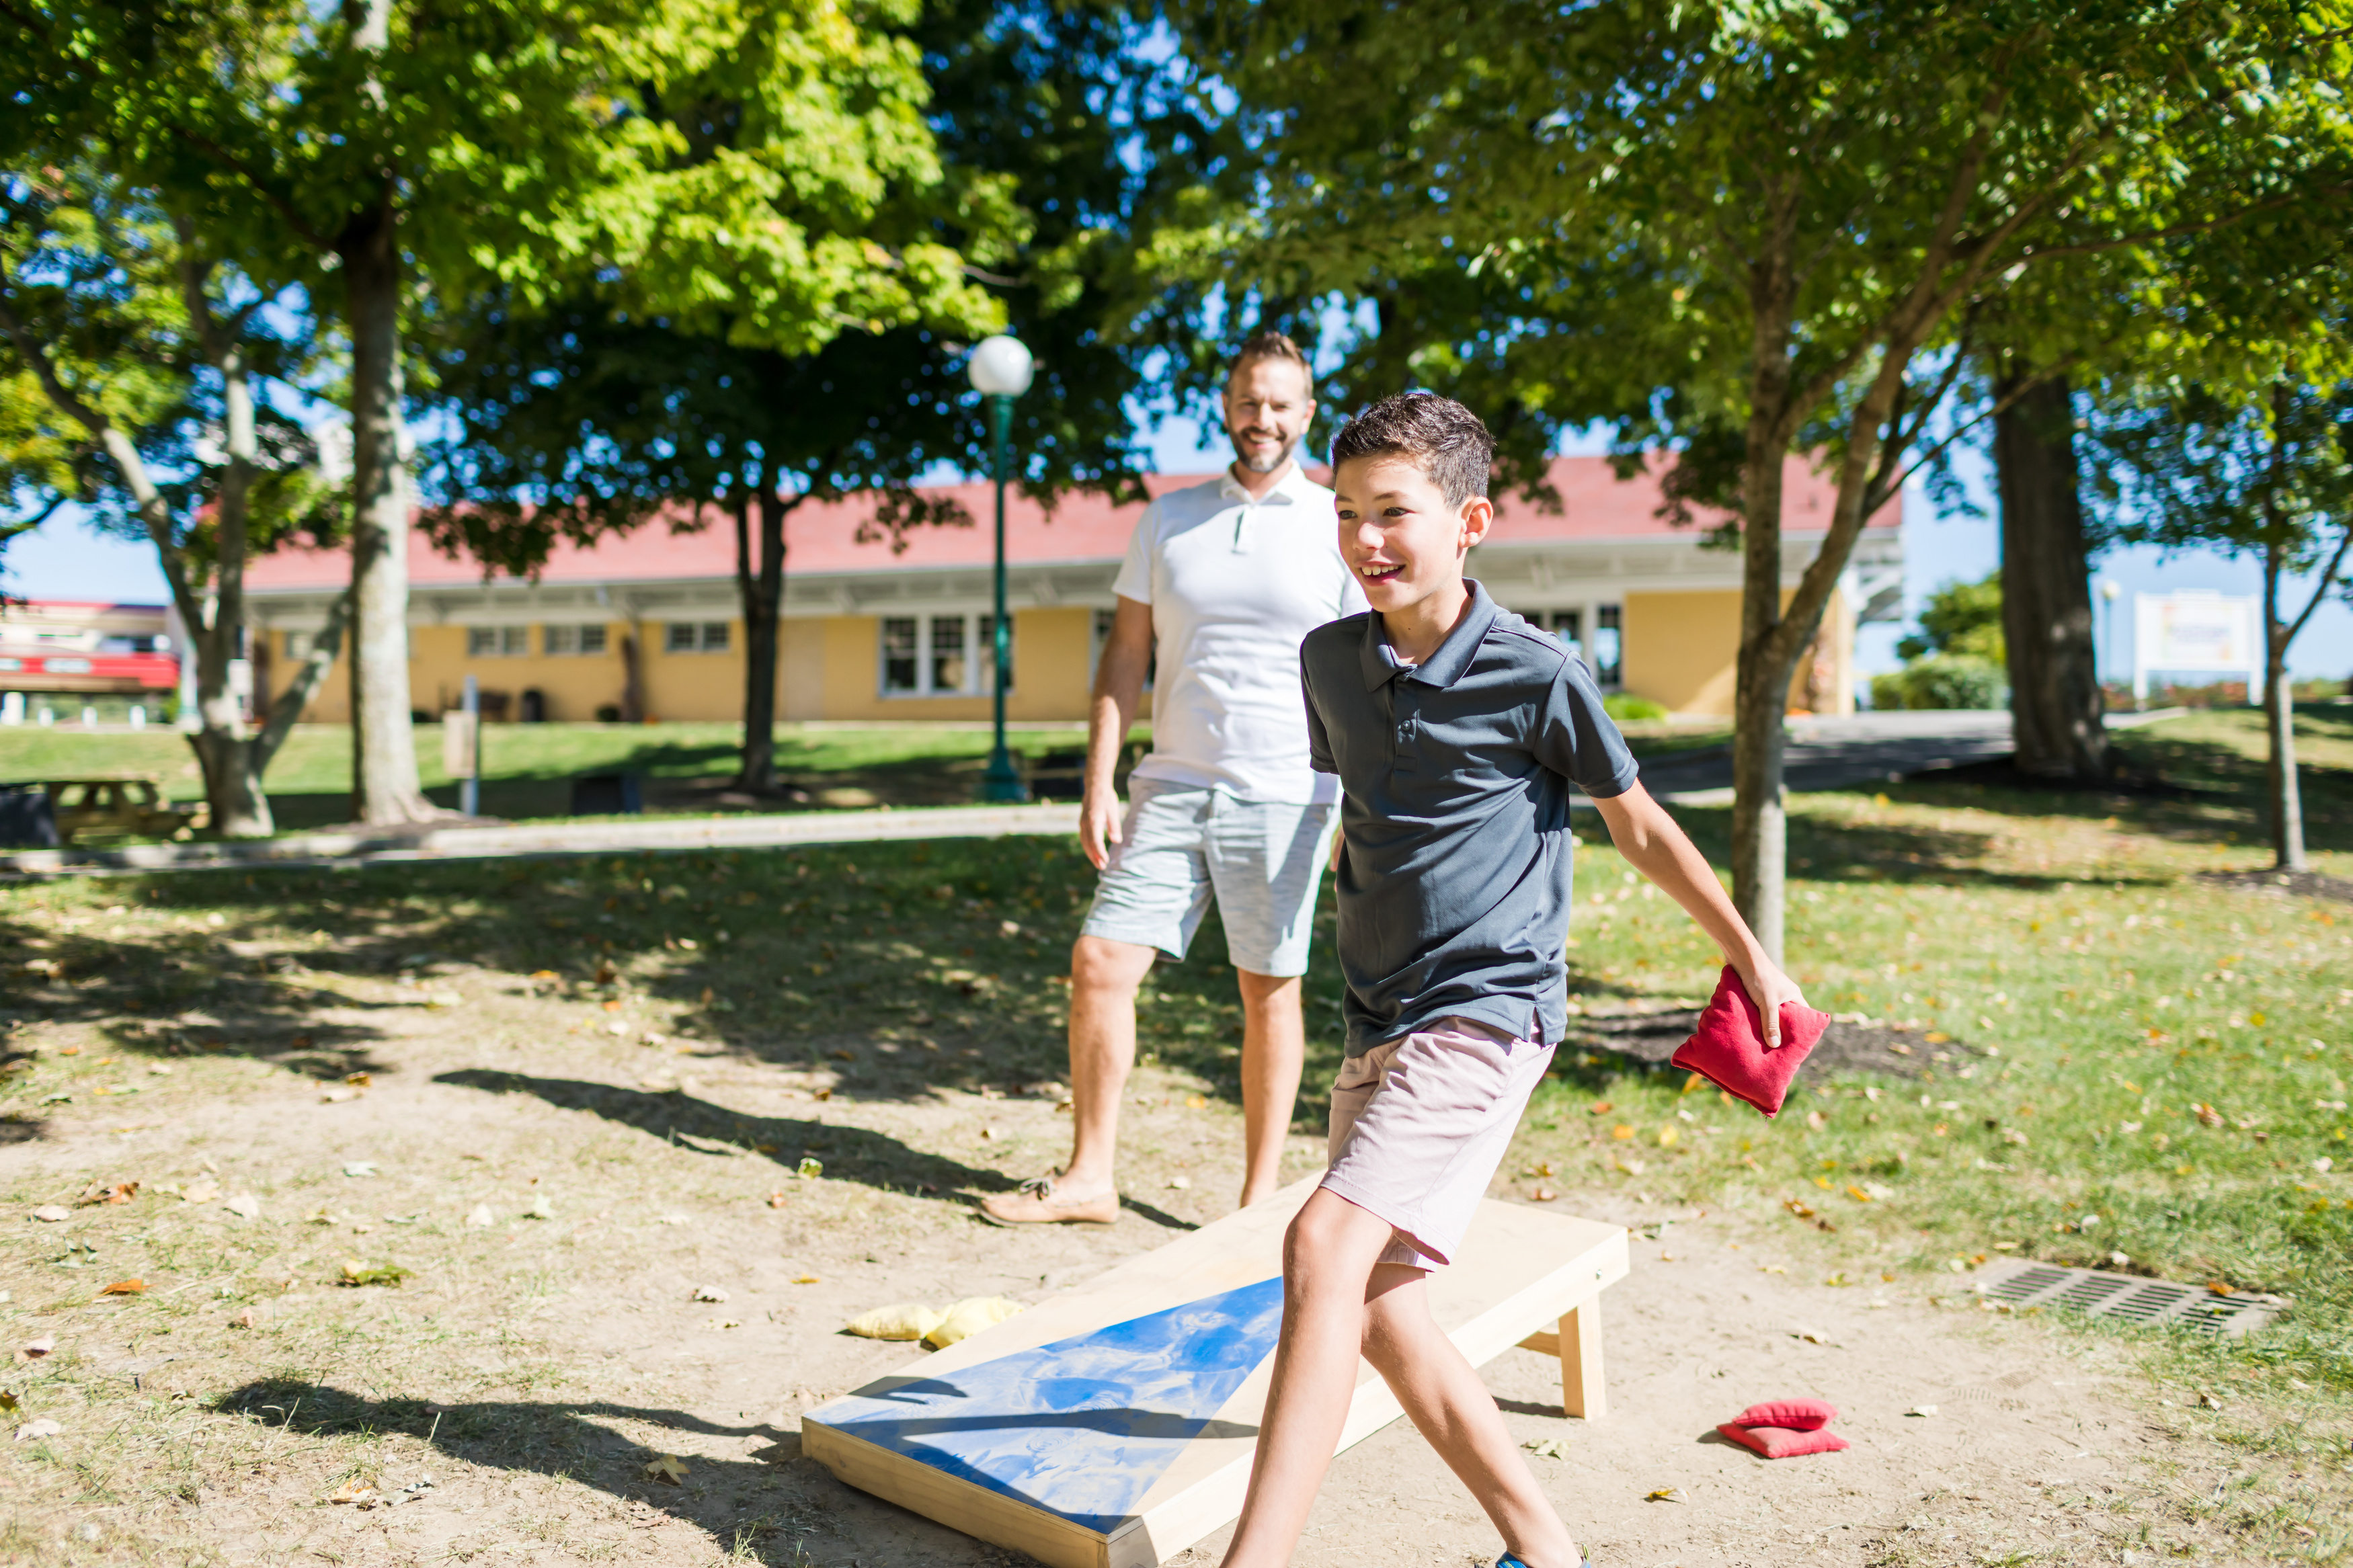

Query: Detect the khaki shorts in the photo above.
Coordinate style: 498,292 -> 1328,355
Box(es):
1319,1018 -> 1556,1270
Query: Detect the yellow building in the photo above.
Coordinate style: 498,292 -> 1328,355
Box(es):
241,459 -> 1903,724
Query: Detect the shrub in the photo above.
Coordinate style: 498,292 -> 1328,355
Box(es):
1869,654 -> 2007,711
1602,693 -> 1671,722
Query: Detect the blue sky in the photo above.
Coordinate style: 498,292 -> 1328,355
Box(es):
12,411 -> 2350,685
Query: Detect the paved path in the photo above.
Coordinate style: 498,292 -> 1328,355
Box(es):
0,709 -> 2186,878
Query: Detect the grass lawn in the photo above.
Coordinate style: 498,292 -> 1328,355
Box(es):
0,717 -> 1732,836
0,704 -> 2343,1561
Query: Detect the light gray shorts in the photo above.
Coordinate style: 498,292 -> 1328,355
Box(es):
1078,779 -> 1337,978
1321,1018 -> 1557,1270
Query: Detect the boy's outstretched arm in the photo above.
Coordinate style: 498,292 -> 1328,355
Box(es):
1591,781 -> 1807,1047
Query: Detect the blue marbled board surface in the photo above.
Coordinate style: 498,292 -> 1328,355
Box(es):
810,1274 -> 1285,1534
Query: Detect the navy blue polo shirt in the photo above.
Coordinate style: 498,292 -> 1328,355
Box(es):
1302,580 -> 1640,1056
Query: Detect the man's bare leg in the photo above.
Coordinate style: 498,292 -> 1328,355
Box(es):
1234,969 -> 1305,1207
1363,1274 -> 1581,1567
979,934 -> 1156,1224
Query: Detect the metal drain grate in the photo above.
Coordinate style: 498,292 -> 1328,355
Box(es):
1964,1259 -> 2286,1338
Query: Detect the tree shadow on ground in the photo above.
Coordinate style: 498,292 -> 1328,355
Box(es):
1880,706 -> 2353,856
432,1070 -> 1022,1200
209,1378 -> 985,1568
1652,802 -> 2124,893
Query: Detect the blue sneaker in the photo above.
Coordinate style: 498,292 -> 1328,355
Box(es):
1494,1559 -> 1594,1568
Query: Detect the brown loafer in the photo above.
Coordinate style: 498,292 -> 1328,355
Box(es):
977,1173 -> 1120,1227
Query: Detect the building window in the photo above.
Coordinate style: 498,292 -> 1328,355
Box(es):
467,626 -> 528,657
282,631 -> 311,659
665,622 -> 730,653
1593,604 -> 1623,687
881,617 -> 920,693
881,613 -> 1008,696
545,624 -> 608,656
978,614 -> 1012,694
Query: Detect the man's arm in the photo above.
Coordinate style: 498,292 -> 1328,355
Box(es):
1590,781 -> 1807,1047
1081,595 -> 1154,869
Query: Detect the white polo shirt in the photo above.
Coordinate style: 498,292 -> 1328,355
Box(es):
1112,462 -> 1366,804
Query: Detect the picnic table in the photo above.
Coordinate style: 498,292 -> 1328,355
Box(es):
42,776 -> 199,842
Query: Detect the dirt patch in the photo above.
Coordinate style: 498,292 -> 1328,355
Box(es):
2196,866 -> 2353,904
1572,1010 -> 1939,1082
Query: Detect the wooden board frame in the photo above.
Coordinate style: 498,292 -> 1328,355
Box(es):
802,1179 -> 1627,1568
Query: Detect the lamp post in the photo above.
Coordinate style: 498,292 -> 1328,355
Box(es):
967,334 -> 1033,803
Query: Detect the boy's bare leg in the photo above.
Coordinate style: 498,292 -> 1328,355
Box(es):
979,935 -> 1156,1224
1234,969 -> 1305,1207
1220,1189 -> 1398,1567
1363,1274 -> 1581,1568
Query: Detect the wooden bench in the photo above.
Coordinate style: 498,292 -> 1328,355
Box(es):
803,1176 -> 1627,1568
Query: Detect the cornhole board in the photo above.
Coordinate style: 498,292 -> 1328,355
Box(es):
801,1177 -> 1628,1568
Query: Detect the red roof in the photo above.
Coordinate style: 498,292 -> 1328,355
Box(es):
241,455 -> 1899,592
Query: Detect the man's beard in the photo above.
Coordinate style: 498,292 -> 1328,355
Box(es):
1233,431 -> 1297,474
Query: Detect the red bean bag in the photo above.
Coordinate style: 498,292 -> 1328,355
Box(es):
1735,1399 -> 1837,1431
1670,966 -> 1833,1118
1717,1422 -> 1849,1458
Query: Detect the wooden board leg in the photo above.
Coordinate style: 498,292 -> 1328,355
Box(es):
1558,1297 -> 1605,1421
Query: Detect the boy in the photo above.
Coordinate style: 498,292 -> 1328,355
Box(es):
1220,393 -> 1805,1568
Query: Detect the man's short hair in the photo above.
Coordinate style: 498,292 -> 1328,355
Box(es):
1228,329 -> 1311,387
1329,393 -> 1494,509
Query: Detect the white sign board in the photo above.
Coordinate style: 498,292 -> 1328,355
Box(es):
2132,591 -> 2262,701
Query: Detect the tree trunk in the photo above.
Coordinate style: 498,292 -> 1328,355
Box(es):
733,479 -> 788,794
2262,540 -> 2306,871
340,197 -> 434,825
1994,371 -> 2108,779
1730,421 -> 1792,962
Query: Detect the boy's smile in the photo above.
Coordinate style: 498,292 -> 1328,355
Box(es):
1332,454 -> 1493,656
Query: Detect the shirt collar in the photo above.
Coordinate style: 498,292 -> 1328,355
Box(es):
1357,579 -> 1498,692
1217,458 -> 1310,506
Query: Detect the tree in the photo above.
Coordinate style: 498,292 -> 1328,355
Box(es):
2088,372 -> 2353,871
419,0 -> 1221,791
1170,0 -> 2353,958
0,161 -> 346,836
1898,571 -> 2005,664
7,0 -> 981,823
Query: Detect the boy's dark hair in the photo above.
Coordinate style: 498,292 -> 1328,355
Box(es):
1329,393 -> 1493,508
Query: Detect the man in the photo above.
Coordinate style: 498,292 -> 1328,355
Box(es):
982,331 -> 1365,1225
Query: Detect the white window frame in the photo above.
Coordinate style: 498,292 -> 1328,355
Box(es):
664,622 -> 731,654
1515,604 -> 1621,689
879,612 -> 1012,697
545,623 -> 609,656
467,625 -> 528,657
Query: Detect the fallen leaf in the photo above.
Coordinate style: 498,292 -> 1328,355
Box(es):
98,1279 -> 145,1296
1645,1487 -> 1683,1503
337,1261 -> 411,1288
1533,1187 -> 1557,1202
1185,1094 -> 1206,1109
797,1157 -> 824,1180
30,1205 -> 69,1223
77,1181 -> 138,1207
1806,1110 -> 1827,1132
342,1162 -> 378,1179
1784,1199 -> 1816,1219
692,1285 -> 730,1303
2206,1280 -> 2236,1297
344,1072 -> 371,1087
182,1180 -> 221,1205
766,1192 -> 790,1210
793,1274 -> 820,1285
1531,1162 -> 1555,1178
1166,1175 -> 1191,1190
1611,1124 -> 1635,1141
1657,1127 -> 1679,1147
17,1335 -> 54,1362
225,1194 -> 260,1219
229,1308 -> 257,1329
643,1454 -> 689,1485
0,1392 -> 13,1413
13,1417 -> 61,1442
2196,1390 -> 2225,1410
1523,1438 -> 1570,1459
1792,1328 -> 1831,1345
327,1478 -> 381,1505
1907,1404 -> 1938,1417
526,1196 -> 553,1221
321,1087 -> 361,1104
1845,1184 -> 1872,1202
465,1204 -> 494,1228
1588,1101 -> 1613,1114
